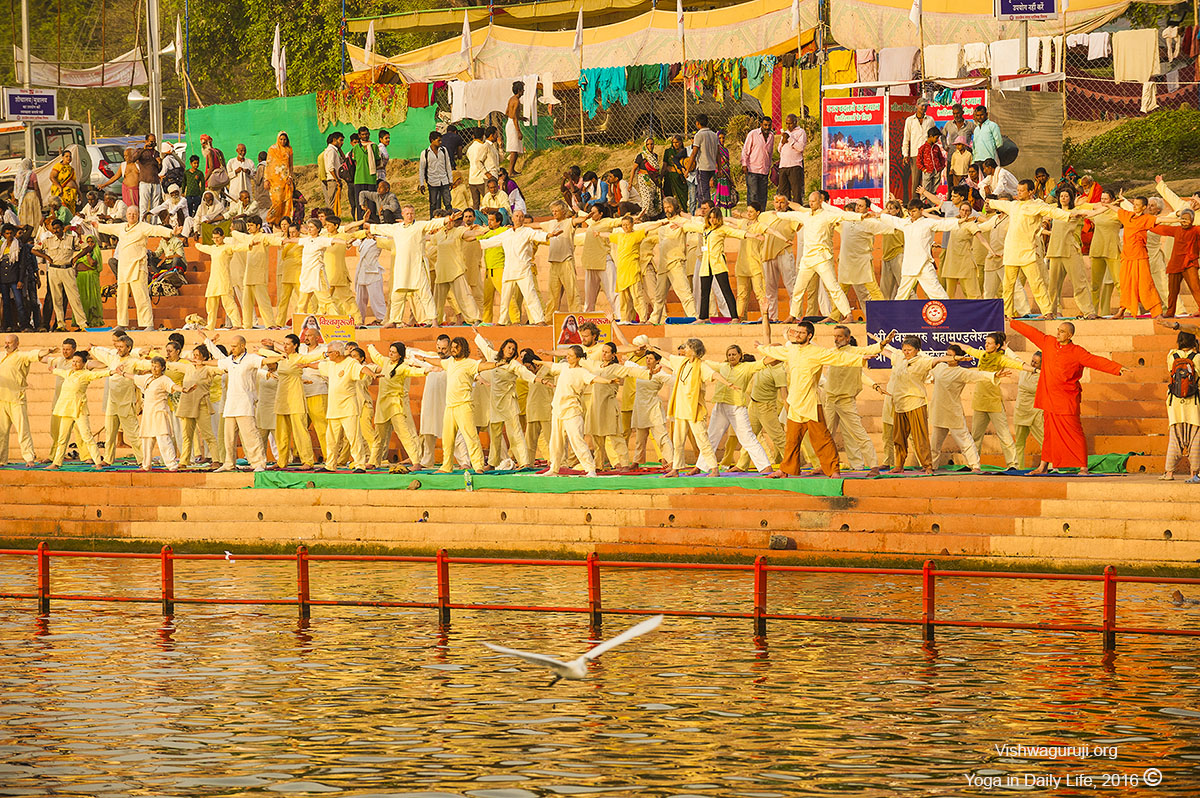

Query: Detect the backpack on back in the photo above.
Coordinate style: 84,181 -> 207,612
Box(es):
1169,352 -> 1198,401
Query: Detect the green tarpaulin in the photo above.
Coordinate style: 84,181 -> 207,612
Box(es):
185,95 -> 438,167
254,470 -> 845,496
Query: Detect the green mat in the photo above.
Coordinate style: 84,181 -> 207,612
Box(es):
254,471 -> 845,496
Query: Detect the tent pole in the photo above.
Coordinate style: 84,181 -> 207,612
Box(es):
579,38 -> 585,144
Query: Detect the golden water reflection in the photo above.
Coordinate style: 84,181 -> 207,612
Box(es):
0,559 -> 1198,796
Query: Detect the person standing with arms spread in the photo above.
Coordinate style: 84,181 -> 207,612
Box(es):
265,132 -> 294,226
0,335 -> 50,465
1009,319 -> 1125,474
741,116 -> 774,211
96,208 -> 175,329
779,192 -> 866,322
987,181 -> 1074,317
505,81 -> 526,176
203,332 -> 269,473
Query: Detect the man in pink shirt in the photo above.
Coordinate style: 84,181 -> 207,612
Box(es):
778,114 -> 807,204
741,116 -> 775,211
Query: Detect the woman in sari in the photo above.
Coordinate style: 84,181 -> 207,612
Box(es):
661,135 -> 689,209
266,132 -> 295,225
50,150 -> 80,214
72,235 -> 105,327
13,159 -> 42,228
634,137 -> 662,219
713,132 -> 738,211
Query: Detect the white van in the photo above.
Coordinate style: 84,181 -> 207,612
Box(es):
0,119 -> 92,193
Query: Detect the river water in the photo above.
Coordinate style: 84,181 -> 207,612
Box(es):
0,556 -> 1198,797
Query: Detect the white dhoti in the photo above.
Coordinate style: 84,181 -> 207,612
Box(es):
505,118 -> 524,154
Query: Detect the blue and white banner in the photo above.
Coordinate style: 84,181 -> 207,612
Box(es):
864,298 -> 1005,368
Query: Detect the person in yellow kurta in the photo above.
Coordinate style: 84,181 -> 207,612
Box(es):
413,336 -> 503,473
268,222 -> 303,327
126,357 -> 180,471
1043,190 -> 1096,318
365,342 -> 432,471
534,346 -> 613,477
92,335 -> 147,466
305,341 -> 378,472
48,352 -> 109,469
777,194 -> 864,321
579,207 -> 621,313
175,346 -> 223,468
431,213 -> 482,325
882,336 -> 956,474
758,320 -> 890,478
0,336 -> 51,465
707,344 -> 772,473
473,332 -> 535,468
821,326 -> 885,475
259,334 -> 322,469
600,217 -> 666,323
683,208 -> 746,321
476,214 -> 520,324
542,201 -> 582,313
520,349 -> 554,462
629,350 -> 674,466
230,217 -> 278,329
940,202 -> 993,299
1079,191 -> 1122,315
344,346 -> 380,467
987,182 -> 1076,317
321,218 -> 367,324
196,228 -> 243,329
652,337 -> 737,477
953,332 -> 1034,470
733,205 -> 792,322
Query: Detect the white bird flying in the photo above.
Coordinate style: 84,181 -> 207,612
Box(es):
484,614 -> 664,686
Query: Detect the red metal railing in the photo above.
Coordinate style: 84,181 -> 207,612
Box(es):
2,543 -> 1200,652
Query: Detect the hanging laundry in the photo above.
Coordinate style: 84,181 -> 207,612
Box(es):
1087,31 -> 1110,60
989,38 -> 1022,76
1027,37 -> 1041,71
448,74 -> 539,123
878,46 -> 919,82
856,49 -> 878,82
540,73 -> 559,105
658,63 -> 670,91
1067,33 -> 1088,49
923,43 -> 961,79
408,82 -> 430,108
745,56 -> 769,89
1165,68 -> 1181,92
579,67 -> 629,118
1164,26 -> 1181,61
932,87 -> 954,105
825,49 -> 857,86
1141,81 -> 1159,113
1113,29 -> 1160,83
962,42 -> 989,71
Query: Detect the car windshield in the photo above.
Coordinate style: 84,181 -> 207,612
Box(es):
41,126 -> 80,155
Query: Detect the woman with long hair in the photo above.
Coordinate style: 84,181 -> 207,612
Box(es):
366,342 -> 433,471
474,332 -> 535,469
661,135 -> 689,209
697,206 -> 743,321
1045,187 -> 1096,318
655,337 -> 736,477
265,132 -> 295,225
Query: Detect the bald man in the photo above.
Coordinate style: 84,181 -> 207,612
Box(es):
0,335 -> 52,465
203,332 -> 268,472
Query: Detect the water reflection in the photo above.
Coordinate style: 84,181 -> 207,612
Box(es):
0,559 -> 1197,796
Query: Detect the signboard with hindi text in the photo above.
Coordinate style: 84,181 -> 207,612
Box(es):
2,87 -> 57,121
995,0 -> 1057,21
292,314 -> 355,345
863,298 -> 1005,368
552,312 -> 612,347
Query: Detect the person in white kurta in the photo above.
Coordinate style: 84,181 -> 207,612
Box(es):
630,351 -> 674,465
295,222 -> 335,315
354,234 -> 390,324
128,359 -> 180,470
777,194 -> 863,320
204,334 -> 268,472
873,203 -> 959,301
835,199 -> 888,305
96,207 -> 175,328
477,211 -> 556,325
928,346 -> 1004,472
539,347 -> 609,477
371,206 -> 441,326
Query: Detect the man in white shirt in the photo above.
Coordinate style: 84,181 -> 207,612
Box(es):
477,210 -> 558,325
901,100 -> 937,201
96,207 -> 175,328
777,193 -> 862,321
149,184 -> 193,234
479,177 -> 511,216
228,143 -> 255,201
370,204 -> 441,326
418,131 -> 454,216
465,129 -> 490,209
203,332 -> 268,472
980,159 -> 1018,199
321,132 -> 345,213
872,200 -> 958,300
227,190 -> 261,221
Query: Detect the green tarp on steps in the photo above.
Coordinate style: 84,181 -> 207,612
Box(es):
254,471 -> 845,496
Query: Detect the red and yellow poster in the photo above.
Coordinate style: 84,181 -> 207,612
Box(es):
292,314 -> 355,344
552,312 -> 612,346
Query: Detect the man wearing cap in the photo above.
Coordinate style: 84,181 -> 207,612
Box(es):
901,100 -> 936,202
32,218 -> 88,331
948,135 -> 973,188
149,184 -> 193,235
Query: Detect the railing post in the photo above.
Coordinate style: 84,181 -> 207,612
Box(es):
160,544 -> 174,616
35,541 -> 49,615
296,545 -> 310,620
436,548 -> 450,626
922,560 -> 936,644
586,552 -> 602,628
753,555 -> 767,637
1102,565 -> 1116,653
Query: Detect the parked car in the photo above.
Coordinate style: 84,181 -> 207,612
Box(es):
87,144 -> 128,193
0,119 -> 92,194
551,84 -> 765,143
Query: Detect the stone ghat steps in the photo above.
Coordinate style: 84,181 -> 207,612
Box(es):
0,471 -> 1197,563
